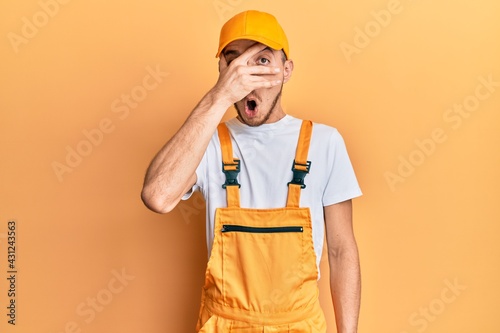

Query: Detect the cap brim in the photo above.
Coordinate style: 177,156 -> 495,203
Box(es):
216,36 -> 287,58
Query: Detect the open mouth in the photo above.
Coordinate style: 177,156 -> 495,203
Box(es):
243,98 -> 259,118
240,96 -> 259,120
247,99 -> 257,111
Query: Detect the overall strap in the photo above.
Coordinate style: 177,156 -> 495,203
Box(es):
286,120 -> 313,208
217,123 -> 240,208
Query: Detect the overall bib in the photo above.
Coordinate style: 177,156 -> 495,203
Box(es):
196,120 -> 327,332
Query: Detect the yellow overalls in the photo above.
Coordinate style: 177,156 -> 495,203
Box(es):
196,120 -> 327,332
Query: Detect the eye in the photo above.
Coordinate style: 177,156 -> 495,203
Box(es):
257,57 -> 271,65
225,56 -> 236,66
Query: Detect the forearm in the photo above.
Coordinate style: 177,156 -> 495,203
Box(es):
329,244 -> 361,333
141,89 -> 230,213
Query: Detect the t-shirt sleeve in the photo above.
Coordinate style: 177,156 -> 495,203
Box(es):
322,129 -> 362,206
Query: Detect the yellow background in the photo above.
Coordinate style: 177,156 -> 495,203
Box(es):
1,0 -> 499,332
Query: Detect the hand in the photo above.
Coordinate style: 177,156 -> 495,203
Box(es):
212,43 -> 282,107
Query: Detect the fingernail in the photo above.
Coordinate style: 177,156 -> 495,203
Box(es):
274,67 -> 281,73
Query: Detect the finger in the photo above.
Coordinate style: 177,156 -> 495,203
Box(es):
244,75 -> 282,88
251,79 -> 282,89
239,67 -> 282,85
234,42 -> 270,65
244,65 -> 281,76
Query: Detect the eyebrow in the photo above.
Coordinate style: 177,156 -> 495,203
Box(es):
223,49 -> 240,59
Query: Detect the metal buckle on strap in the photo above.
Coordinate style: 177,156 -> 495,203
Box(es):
287,160 -> 311,189
222,159 -> 241,188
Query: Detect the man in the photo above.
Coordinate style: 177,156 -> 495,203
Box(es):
141,10 -> 362,333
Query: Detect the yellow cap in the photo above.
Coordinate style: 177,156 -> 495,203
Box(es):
216,10 -> 289,59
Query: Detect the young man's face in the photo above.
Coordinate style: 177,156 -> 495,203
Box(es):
221,39 -> 293,126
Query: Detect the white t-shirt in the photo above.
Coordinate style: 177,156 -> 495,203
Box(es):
183,115 -> 362,273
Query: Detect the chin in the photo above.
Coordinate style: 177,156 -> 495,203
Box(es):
237,115 -> 261,127
236,110 -> 269,127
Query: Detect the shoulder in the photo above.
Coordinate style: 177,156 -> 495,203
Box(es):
290,116 -> 341,137
310,120 -> 344,145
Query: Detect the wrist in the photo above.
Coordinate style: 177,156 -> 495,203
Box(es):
207,87 -> 233,110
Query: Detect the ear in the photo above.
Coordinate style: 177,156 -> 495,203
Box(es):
282,59 -> 294,83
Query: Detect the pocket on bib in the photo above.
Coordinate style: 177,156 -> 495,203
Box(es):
221,224 -> 307,312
